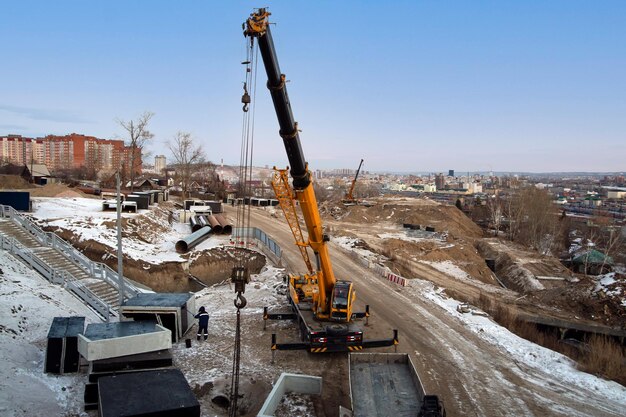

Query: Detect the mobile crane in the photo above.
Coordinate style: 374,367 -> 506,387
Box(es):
244,9 -> 397,353
343,158 -> 364,205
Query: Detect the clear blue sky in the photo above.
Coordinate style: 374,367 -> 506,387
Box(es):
2,1 -> 625,173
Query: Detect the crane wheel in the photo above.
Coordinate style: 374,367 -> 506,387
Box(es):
326,324 -> 349,336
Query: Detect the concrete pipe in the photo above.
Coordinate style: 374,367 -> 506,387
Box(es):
206,215 -> 223,233
175,226 -> 212,253
213,214 -> 232,234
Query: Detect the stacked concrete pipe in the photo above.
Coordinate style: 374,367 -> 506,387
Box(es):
213,214 -> 232,234
206,215 -> 223,233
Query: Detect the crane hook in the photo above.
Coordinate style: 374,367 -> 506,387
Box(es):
241,82 -> 251,112
234,293 -> 247,309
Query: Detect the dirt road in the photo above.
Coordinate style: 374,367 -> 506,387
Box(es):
231,205 -> 625,417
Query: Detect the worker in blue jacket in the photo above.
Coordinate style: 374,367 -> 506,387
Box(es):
195,306 -> 210,341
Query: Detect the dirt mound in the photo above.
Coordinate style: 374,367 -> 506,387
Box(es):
531,273 -> 626,327
324,198 -> 483,240
28,183 -> 88,198
0,175 -> 34,190
379,237 -> 498,285
397,204 -> 483,239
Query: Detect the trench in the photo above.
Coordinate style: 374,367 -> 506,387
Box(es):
48,228 -> 266,292
105,246 -> 265,292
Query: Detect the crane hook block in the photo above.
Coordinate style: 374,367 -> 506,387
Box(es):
231,266 -> 250,293
241,83 -> 251,112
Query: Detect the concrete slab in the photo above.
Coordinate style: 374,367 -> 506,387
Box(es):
78,322 -> 171,361
120,293 -> 195,342
123,292 -> 192,307
45,316 -> 85,374
98,369 -> 199,417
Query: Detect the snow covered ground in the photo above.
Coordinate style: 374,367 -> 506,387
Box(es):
414,281 -> 626,402
0,250 -> 101,417
29,197 -> 228,264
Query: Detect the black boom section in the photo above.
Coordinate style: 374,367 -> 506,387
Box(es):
256,25 -> 310,189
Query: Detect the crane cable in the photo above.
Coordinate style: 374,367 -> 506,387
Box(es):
229,33 -> 259,417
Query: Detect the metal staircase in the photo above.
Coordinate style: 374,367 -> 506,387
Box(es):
0,205 -> 143,321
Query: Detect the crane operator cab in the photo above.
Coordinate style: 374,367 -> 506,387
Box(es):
330,281 -> 355,322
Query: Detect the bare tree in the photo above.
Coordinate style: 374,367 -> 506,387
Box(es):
508,187 -> 564,255
486,194 -> 503,236
168,131 -> 205,200
505,191 -> 525,241
199,161 -> 227,199
117,111 -> 154,191
589,215 -> 622,274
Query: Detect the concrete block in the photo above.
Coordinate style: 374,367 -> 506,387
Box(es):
78,322 -> 171,361
257,373 -> 322,417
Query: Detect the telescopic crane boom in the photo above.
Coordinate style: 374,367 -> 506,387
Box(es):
245,8 -> 397,353
344,158 -> 364,203
244,8 -> 344,320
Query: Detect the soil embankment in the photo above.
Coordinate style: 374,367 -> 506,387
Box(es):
49,229 -> 265,292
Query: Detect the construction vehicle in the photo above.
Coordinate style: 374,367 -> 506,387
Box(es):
244,9 -> 397,353
343,158 -> 364,205
348,353 -> 446,417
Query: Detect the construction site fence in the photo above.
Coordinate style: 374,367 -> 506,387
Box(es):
0,233 -> 111,321
230,227 -> 282,266
227,226 -> 407,285
1,204 -> 142,317
338,244 -> 410,287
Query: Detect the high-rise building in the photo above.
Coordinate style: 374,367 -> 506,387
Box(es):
155,155 -> 166,173
0,135 -> 44,165
435,173 -> 445,191
448,169 -> 454,177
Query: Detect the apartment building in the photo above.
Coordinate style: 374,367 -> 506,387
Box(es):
154,155 -> 167,173
0,135 -> 45,165
0,133 -> 141,175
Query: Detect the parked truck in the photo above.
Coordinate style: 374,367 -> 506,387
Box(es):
347,353 -> 445,417
244,8 -> 397,353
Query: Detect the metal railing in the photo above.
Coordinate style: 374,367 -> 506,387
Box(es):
1,204 -> 141,297
231,227 -> 282,265
0,233 -> 111,320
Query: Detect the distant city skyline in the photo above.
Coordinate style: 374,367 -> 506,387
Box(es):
2,1 -> 625,173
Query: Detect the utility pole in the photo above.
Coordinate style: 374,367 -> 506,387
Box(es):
116,170 -> 125,307
30,142 -> 34,184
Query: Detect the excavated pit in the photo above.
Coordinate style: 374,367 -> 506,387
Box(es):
45,228 -> 265,292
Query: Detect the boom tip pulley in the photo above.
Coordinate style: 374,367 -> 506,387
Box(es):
244,8 -> 271,37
